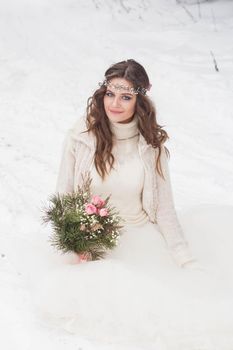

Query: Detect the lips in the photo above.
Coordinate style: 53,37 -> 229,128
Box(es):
109,109 -> 123,114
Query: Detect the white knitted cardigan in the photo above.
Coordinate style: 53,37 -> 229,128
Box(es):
55,116 -> 196,268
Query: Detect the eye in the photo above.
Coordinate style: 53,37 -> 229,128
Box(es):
105,91 -> 132,101
105,91 -> 114,97
122,95 -> 132,101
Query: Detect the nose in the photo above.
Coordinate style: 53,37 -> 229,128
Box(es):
111,95 -> 121,108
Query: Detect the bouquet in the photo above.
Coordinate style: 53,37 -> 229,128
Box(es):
41,173 -> 123,261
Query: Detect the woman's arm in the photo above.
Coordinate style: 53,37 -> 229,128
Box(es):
55,130 -> 76,195
155,145 -> 197,268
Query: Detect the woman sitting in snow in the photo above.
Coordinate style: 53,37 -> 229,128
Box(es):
35,59 -> 233,350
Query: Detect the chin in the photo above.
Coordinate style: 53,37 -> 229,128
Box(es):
107,114 -> 125,123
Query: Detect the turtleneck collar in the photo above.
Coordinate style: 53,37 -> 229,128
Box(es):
109,114 -> 138,140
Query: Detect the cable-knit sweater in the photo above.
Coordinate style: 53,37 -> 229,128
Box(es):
90,117 -> 148,226
55,114 -> 196,267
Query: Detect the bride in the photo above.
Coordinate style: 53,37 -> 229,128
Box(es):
34,59 -> 233,349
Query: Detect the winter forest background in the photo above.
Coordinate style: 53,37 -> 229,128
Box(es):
0,0 -> 233,349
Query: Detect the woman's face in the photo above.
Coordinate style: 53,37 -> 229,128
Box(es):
103,77 -> 137,124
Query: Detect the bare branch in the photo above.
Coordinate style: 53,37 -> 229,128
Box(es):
210,50 -> 219,72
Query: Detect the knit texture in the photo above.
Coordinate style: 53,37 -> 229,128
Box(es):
90,116 -> 149,226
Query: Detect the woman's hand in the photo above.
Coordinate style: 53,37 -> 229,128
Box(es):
79,252 -> 92,262
182,259 -> 206,272
69,251 -> 92,264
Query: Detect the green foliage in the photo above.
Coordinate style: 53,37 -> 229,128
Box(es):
41,173 -> 123,260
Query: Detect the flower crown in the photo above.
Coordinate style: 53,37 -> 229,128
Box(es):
98,79 -> 152,96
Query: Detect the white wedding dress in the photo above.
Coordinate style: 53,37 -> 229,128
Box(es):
32,118 -> 233,349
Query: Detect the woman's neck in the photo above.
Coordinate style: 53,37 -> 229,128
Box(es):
117,115 -> 135,124
109,115 -> 138,140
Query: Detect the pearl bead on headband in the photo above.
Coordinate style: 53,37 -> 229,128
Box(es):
98,79 -> 152,96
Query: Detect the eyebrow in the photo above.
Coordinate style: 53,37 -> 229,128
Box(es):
106,89 -> 133,96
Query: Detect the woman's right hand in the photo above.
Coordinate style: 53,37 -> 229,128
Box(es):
79,252 -> 92,262
69,251 -> 92,264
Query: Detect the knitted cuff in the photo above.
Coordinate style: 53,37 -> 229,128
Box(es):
169,244 -> 197,268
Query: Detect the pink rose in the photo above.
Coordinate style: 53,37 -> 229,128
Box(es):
85,203 -> 97,215
99,208 -> 109,217
91,195 -> 105,208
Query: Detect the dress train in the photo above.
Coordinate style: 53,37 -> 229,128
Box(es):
28,204 -> 233,349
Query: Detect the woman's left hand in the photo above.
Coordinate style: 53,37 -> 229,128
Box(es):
182,259 -> 206,272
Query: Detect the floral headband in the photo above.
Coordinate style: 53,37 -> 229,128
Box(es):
98,79 -> 152,96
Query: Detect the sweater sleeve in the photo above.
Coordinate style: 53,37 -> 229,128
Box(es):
155,145 -> 197,267
55,130 -> 76,195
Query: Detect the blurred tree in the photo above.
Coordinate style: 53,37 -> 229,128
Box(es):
176,0 -> 209,3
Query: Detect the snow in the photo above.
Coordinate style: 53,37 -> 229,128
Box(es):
0,0 -> 233,349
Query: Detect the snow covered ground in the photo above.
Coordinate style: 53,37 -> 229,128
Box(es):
0,0 -> 233,349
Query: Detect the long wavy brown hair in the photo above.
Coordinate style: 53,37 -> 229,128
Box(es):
84,59 -> 170,180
